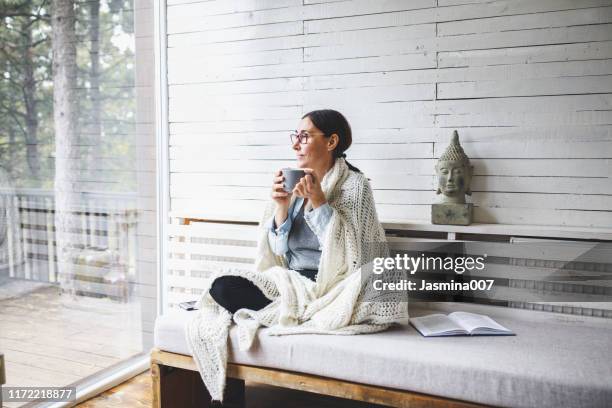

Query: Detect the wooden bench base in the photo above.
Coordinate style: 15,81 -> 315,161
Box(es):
150,349 -> 485,408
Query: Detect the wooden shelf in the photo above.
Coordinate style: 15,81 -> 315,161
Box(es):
381,220 -> 612,241
169,211 -> 612,241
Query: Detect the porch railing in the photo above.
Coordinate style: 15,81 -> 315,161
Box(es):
0,188 -> 139,301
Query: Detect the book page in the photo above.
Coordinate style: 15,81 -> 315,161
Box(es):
448,311 -> 513,334
410,314 -> 467,336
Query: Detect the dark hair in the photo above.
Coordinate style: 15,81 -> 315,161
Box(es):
302,109 -> 361,173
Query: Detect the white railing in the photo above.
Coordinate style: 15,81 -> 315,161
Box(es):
0,189 -> 139,301
167,215 -> 612,318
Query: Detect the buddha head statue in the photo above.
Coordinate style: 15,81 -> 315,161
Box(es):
435,130 -> 473,204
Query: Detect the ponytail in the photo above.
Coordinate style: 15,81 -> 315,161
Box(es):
336,152 -> 361,173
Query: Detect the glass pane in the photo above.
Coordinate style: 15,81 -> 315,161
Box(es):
0,0 -> 155,405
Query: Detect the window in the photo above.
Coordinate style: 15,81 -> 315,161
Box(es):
0,0 -> 157,399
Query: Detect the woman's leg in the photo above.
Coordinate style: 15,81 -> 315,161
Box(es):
209,275 -> 272,314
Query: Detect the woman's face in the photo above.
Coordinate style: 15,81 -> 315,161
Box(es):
293,116 -> 335,169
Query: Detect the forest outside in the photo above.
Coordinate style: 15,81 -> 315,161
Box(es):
1,0 -> 137,191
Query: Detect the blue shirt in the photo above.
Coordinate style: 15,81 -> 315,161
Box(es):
266,197 -> 333,267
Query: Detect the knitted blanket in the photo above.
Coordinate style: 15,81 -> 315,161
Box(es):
185,158 -> 409,402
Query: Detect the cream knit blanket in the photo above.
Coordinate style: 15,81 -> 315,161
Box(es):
185,158 -> 409,402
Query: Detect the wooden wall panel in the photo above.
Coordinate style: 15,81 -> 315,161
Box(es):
166,0 -> 612,228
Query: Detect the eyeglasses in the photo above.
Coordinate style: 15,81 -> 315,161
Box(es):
290,131 -> 324,145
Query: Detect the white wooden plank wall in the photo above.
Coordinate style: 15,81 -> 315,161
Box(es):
166,0 -> 612,228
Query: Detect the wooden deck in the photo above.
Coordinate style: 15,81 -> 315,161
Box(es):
0,281 -> 144,408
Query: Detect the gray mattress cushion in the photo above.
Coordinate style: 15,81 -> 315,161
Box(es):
154,302 -> 612,408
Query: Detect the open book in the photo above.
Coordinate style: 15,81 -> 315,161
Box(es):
410,311 -> 515,337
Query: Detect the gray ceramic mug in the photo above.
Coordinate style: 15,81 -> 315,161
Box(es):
281,168 -> 306,193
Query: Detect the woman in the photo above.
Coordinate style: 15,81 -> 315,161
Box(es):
186,109 -> 407,403
209,109 -> 365,313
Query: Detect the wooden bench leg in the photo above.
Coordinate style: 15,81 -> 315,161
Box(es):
152,361 -> 245,408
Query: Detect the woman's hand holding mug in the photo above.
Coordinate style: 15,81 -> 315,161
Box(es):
271,169 -> 290,227
271,167 -> 327,228
293,168 -> 327,209
271,169 -> 290,205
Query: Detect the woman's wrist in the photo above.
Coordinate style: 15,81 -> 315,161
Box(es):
310,196 -> 327,209
274,207 -> 289,228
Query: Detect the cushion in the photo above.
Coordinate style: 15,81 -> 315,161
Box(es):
154,302 -> 612,408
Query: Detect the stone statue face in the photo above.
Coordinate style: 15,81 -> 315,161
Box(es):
436,160 -> 472,203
